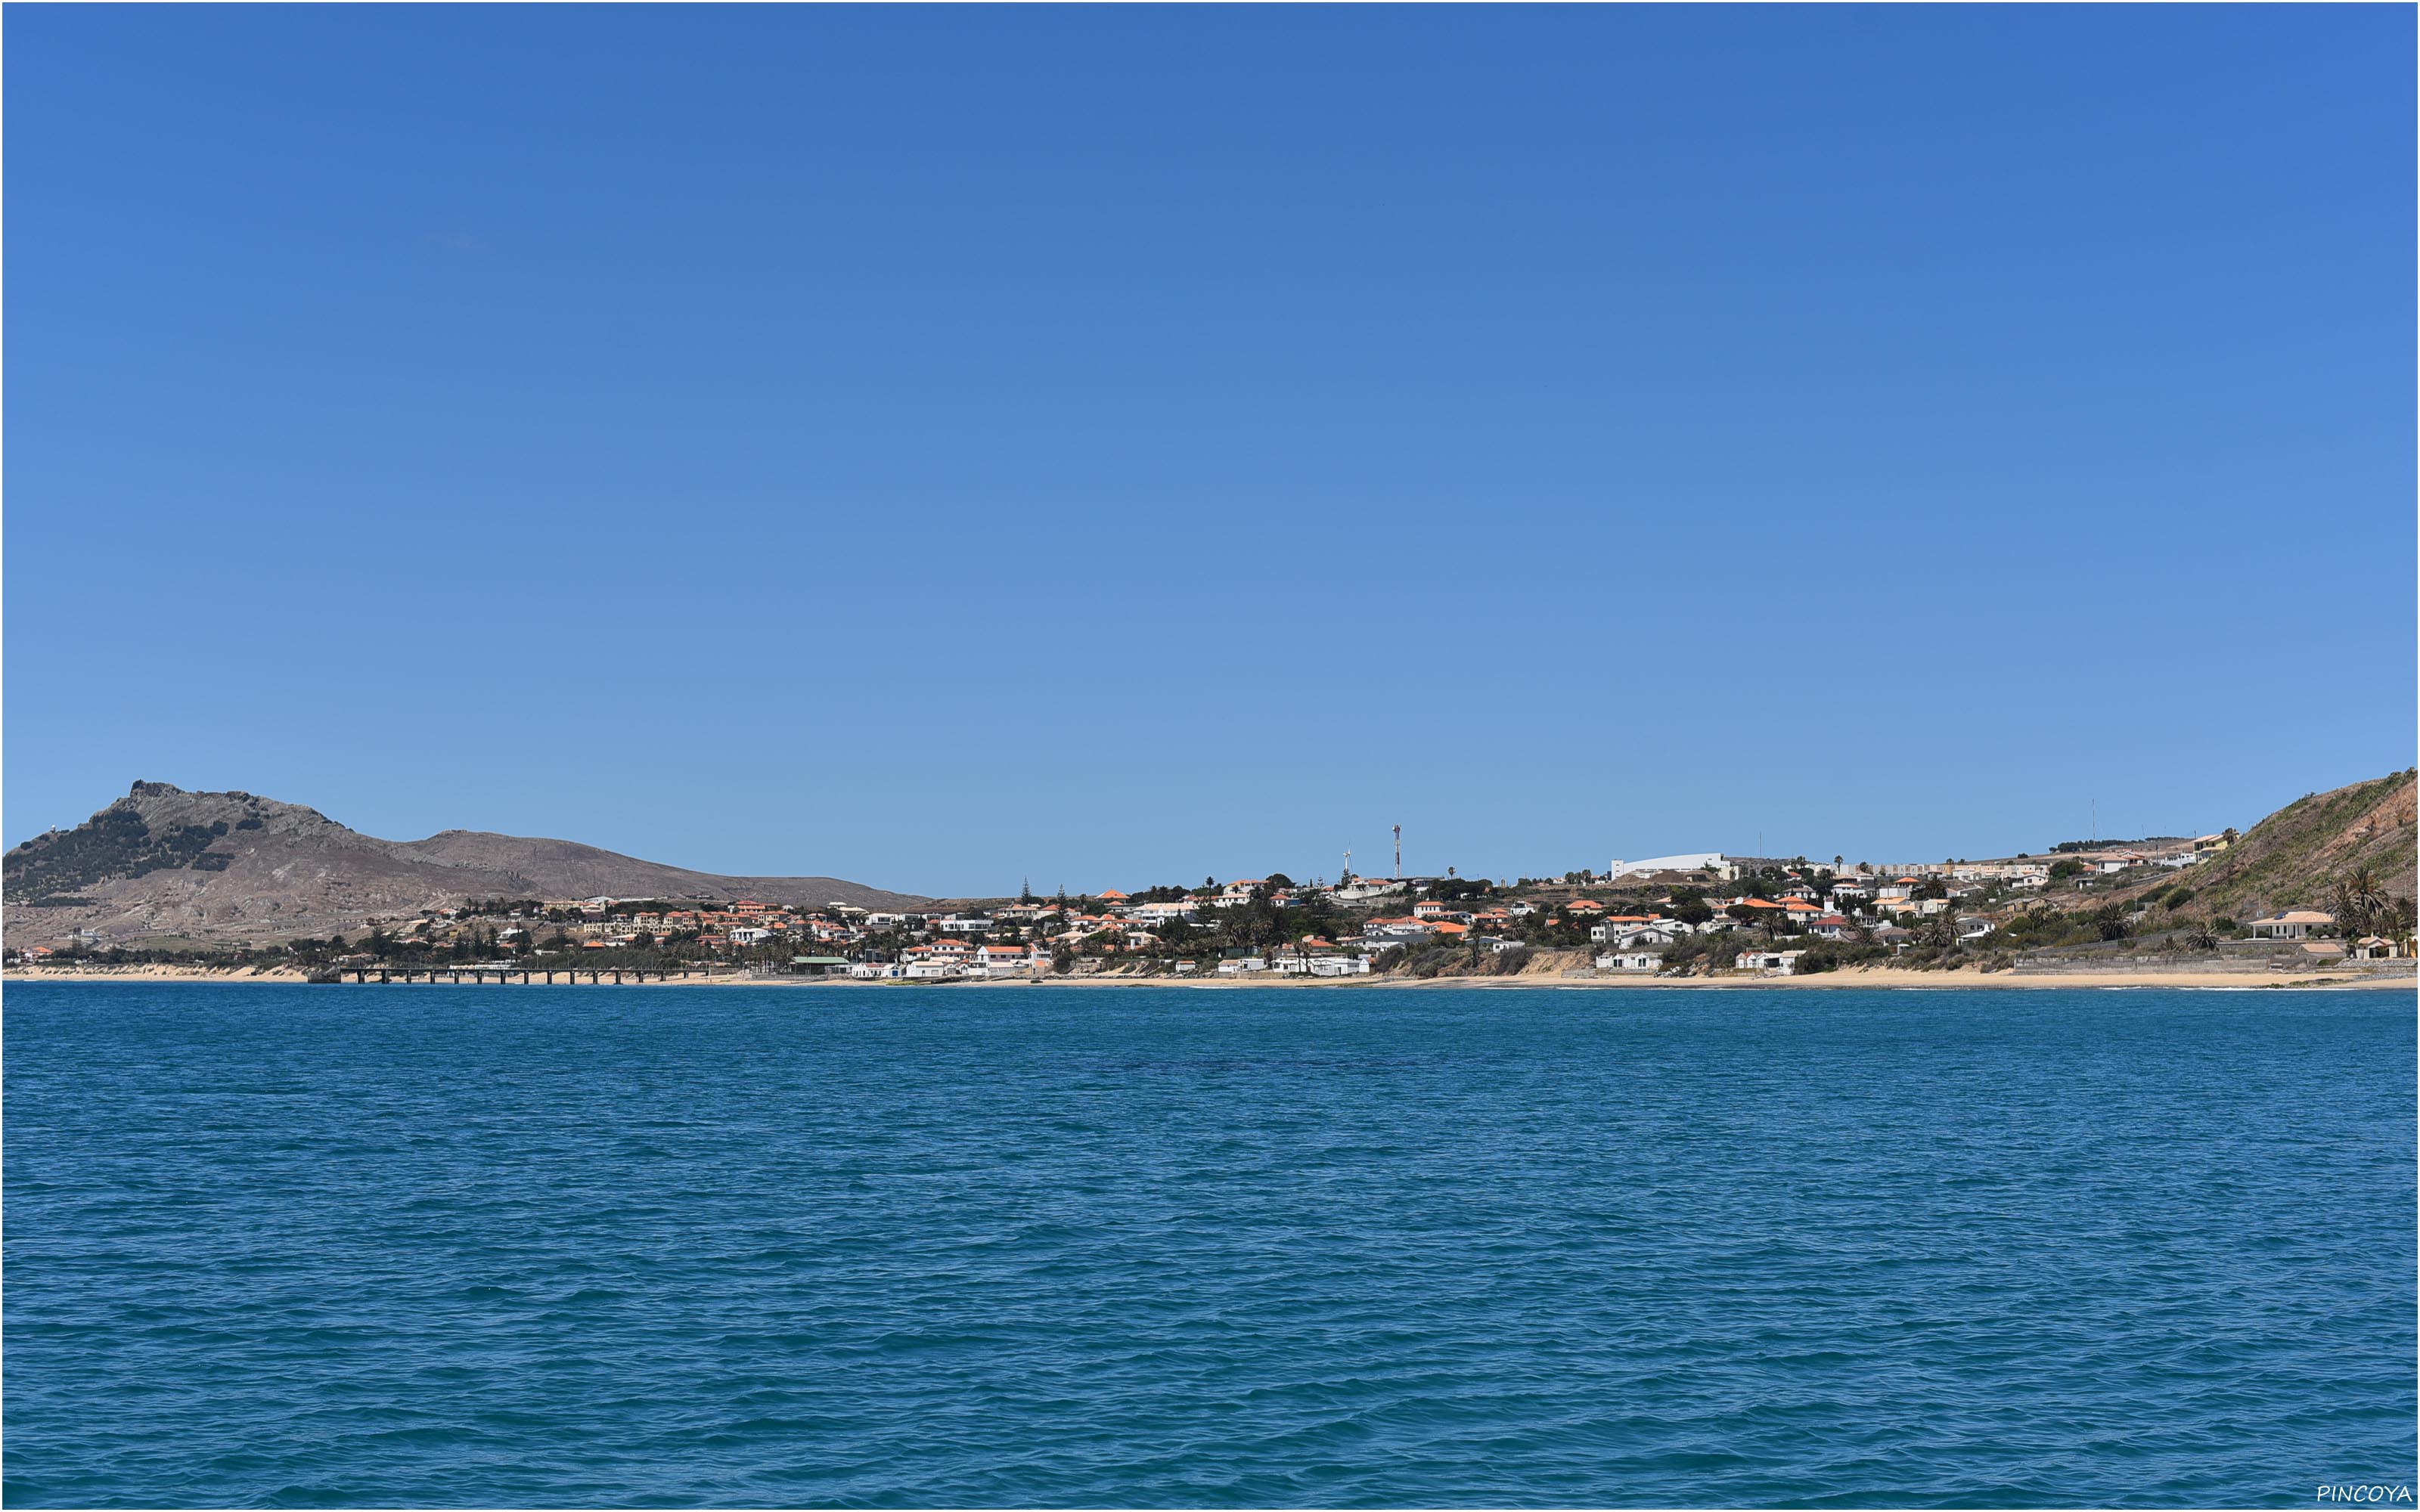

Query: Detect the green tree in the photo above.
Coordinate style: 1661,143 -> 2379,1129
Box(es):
2383,895 -> 2418,951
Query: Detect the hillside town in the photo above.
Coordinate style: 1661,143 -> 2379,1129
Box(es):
21,823 -> 2403,982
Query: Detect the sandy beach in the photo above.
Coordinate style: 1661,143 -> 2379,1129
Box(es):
7,963 -> 314,984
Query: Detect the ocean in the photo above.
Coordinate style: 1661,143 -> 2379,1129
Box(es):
4,982 -> 2412,1507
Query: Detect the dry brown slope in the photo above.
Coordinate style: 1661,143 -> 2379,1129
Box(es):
392,829 -> 929,910
2121,770 -> 2417,921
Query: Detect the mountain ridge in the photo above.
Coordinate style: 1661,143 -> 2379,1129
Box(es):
4,782 -> 929,944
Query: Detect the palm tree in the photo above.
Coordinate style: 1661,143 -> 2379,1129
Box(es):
2333,866 -> 2391,940
2328,879 -> 2356,938
2351,865 -> 2389,915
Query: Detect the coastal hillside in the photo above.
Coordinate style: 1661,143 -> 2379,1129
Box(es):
2117,770 -> 2417,921
4,782 -> 928,946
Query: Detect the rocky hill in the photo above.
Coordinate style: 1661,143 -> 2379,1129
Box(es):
4,782 -> 929,946
2114,770 -> 2417,922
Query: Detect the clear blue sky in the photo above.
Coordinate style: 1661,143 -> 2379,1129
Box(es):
7,5 -> 2412,895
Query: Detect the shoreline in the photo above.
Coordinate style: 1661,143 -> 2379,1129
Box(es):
5,964 -> 2408,990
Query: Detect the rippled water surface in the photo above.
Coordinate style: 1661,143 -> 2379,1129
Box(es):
5,983 -> 2412,1506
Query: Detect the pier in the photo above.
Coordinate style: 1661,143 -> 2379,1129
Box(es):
319,965 -> 715,985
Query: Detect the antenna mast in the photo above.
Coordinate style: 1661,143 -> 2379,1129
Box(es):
1394,824 -> 1402,880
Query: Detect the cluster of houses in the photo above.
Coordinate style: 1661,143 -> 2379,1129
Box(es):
479,860 -> 2033,979
402,854 -> 2033,979
1572,865 -> 2058,974
263,835 -> 2394,984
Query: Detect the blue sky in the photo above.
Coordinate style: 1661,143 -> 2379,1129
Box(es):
7,5 -> 2412,895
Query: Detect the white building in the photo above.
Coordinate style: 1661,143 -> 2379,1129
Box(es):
976,943 -> 1042,975
1592,919 -> 1684,947
2248,910 -> 2335,940
1595,951 -> 1662,971
1277,953 -> 1371,977
1734,949 -> 1805,975
1212,880 -> 1264,908
1128,900 -> 1199,927
1608,853 -> 1736,881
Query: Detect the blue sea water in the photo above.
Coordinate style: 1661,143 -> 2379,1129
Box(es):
3,982 -> 2412,1507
